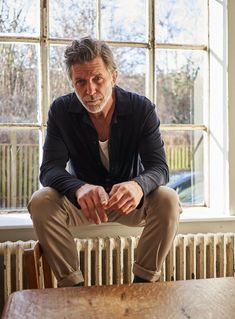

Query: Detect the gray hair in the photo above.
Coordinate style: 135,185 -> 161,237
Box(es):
64,36 -> 117,79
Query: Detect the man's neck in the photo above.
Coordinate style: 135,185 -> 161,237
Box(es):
89,94 -> 115,141
89,92 -> 115,122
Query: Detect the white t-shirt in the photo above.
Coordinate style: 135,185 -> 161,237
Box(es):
99,140 -> 109,171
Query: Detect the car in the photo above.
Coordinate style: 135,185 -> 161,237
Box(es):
167,170 -> 204,205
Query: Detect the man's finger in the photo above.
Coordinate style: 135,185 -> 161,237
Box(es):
79,199 -> 90,220
107,188 -> 127,209
96,206 -> 108,222
121,201 -> 136,214
81,196 -> 96,222
108,193 -> 129,211
89,209 -> 101,224
98,189 -> 109,206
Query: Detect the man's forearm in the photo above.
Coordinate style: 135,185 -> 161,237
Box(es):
40,165 -> 86,205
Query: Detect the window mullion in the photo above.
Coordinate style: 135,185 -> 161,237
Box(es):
40,0 -> 49,155
147,0 -> 155,102
97,0 -> 101,39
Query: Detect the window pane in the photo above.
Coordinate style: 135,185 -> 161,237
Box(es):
156,49 -> 206,125
112,47 -> 146,95
0,0 -> 39,35
49,45 -> 72,103
0,129 -> 39,209
0,43 -> 39,123
162,130 -> 205,206
156,0 -> 207,44
49,0 -> 97,38
101,0 -> 147,42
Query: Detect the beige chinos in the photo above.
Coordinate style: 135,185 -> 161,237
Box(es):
28,185 -> 181,287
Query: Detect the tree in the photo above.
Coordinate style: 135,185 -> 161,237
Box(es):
0,0 -> 38,127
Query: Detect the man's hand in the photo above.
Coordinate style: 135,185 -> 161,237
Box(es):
75,184 -> 109,224
106,181 -> 143,214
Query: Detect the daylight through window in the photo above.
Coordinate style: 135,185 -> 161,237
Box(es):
0,0 -> 209,210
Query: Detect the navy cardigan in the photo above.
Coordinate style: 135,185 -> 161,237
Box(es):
40,86 -> 169,207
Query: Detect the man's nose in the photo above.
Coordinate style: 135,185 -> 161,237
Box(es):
86,80 -> 96,95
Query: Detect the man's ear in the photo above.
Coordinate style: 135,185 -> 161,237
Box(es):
111,71 -> 118,86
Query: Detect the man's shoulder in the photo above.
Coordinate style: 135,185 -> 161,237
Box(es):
49,92 -> 84,119
115,86 -> 155,113
51,92 -> 75,110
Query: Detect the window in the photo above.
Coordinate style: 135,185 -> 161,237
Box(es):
155,0 -> 208,207
0,0 -> 229,215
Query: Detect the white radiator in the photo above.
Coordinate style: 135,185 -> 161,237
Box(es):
0,233 -> 235,312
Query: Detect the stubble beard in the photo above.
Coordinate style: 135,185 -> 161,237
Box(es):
75,85 -> 113,114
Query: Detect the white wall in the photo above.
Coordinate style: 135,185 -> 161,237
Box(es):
228,0 -> 235,215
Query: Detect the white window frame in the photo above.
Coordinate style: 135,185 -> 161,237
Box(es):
227,0 -> 235,216
0,0 -> 234,226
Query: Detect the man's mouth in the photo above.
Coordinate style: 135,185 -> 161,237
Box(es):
85,97 -> 101,103
86,100 -> 99,104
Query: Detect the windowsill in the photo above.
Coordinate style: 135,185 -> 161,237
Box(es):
1,206 -> 235,227
180,206 -> 235,222
0,211 -> 32,229
0,208 -> 235,242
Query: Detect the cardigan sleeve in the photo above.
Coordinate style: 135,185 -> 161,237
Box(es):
133,103 -> 169,196
39,101 -> 85,206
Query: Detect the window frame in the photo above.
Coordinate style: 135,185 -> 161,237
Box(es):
0,0 -> 232,218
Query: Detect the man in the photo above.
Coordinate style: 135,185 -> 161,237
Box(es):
28,36 -> 181,287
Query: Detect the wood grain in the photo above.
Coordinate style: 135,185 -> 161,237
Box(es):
2,277 -> 235,319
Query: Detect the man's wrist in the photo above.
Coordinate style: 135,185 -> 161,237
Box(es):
131,180 -> 144,196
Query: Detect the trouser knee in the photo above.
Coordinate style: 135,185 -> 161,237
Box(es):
146,186 -> 181,224
28,187 -> 62,223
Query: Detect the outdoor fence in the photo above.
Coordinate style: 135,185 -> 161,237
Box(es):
0,144 -> 191,209
0,144 -> 39,209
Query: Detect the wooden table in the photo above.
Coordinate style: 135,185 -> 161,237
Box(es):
2,277 -> 235,319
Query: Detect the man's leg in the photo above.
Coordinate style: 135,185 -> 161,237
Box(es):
107,186 -> 181,282
28,187 -> 88,287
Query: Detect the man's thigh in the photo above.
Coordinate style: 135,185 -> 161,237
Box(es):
106,186 -> 180,227
28,187 -> 90,227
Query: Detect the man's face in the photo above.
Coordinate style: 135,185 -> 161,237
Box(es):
70,57 -> 117,114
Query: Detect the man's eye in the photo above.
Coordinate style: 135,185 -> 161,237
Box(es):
76,80 -> 85,86
95,76 -> 103,82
